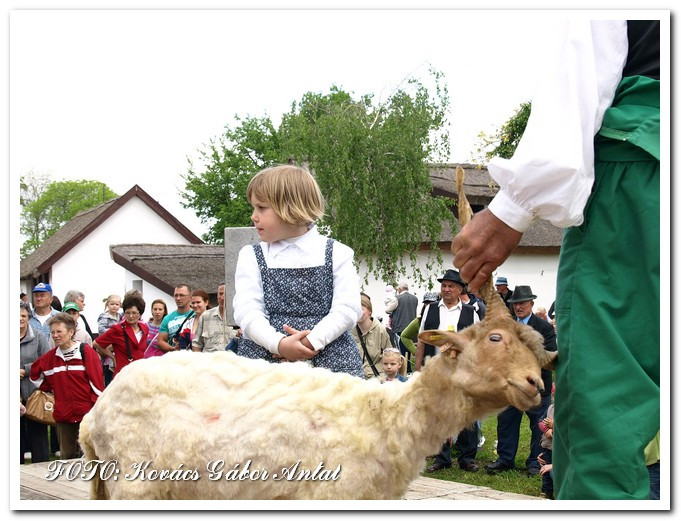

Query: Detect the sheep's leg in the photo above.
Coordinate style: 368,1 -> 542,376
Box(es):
79,426 -> 109,500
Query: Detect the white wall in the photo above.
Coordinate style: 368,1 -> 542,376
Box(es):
50,197 -> 195,327
357,250 -> 559,323
122,270 -> 174,323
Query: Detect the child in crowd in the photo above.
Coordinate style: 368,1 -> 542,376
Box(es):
538,384 -> 555,499
97,295 -> 122,385
98,294 -> 123,334
381,347 -> 407,383
233,164 -> 364,377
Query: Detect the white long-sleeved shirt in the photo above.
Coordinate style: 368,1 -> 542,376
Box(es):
418,298 -> 480,334
233,226 -> 362,355
487,20 -> 628,232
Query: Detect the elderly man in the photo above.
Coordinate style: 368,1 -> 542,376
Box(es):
485,286 -> 557,476
64,289 -> 97,340
192,283 -> 236,352
495,276 -> 515,316
28,283 -> 59,339
417,269 -> 480,473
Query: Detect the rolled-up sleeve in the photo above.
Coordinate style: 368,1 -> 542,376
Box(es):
233,245 -> 285,355
306,242 -> 362,351
488,20 -> 628,232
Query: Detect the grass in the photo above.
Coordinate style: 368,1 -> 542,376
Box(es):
422,414 -> 544,497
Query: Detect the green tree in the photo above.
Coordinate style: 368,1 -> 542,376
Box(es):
182,115 -> 281,243
182,69 -> 454,284
20,179 -> 118,258
475,101 -> 531,162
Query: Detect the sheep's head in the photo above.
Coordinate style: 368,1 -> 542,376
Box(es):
419,314 -> 556,412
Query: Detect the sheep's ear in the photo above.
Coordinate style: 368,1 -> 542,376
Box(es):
419,330 -> 466,359
516,324 -> 558,370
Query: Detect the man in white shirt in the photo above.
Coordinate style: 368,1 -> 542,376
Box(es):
451,20 -> 660,500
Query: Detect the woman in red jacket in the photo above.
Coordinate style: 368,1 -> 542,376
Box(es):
30,313 -> 104,459
93,294 -> 148,378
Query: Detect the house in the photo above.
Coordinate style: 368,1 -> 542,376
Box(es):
357,163 -> 563,318
104,163 -> 562,326
19,185 -> 203,327
109,243 -> 227,315
20,164 -> 562,329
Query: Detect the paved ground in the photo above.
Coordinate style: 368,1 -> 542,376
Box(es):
19,460 -> 542,502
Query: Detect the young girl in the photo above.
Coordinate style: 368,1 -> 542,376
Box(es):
381,347 -> 408,383
97,294 -> 122,385
98,294 -> 123,335
233,164 -> 364,377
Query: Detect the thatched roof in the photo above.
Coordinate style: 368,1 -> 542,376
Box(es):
110,244 -> 225,296
429,163 -> 563,251
430,163 -> 498,205
20,185 -> 203,280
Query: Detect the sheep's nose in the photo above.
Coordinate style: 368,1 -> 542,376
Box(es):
528,376 -> 544,393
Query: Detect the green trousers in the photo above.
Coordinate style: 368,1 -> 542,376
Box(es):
553,144 -> 660,499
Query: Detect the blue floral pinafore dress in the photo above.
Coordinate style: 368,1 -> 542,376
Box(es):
238,239 -> 364,378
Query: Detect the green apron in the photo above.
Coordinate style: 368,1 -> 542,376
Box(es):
554,75 -> 660,499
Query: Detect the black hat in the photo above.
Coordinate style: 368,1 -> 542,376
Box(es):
437,269 -> 466,288
508,285 -> 537,303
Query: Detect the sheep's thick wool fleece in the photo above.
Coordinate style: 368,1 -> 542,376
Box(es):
80,351 -> 426,500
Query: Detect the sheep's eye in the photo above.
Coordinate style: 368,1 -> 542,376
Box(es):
489,334 -> 502,343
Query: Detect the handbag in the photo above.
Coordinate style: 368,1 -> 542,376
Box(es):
24,390 -> 56,426
144,333 -> 164,358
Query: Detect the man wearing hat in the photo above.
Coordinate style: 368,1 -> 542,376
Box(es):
28,283 -> 59,339
418,269 -> 481,473
495,276 -> 515,316
485,285 -> 557,476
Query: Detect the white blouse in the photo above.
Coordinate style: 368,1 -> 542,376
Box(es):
233,226 -> 362,355
487,20 -> 628,232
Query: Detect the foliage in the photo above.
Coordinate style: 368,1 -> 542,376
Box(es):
182,69 -> 455,284
182,116 -> 281,243
474,101 -> 531,163
20,177 -> 118,258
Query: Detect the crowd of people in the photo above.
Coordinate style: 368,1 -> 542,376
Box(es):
19,280 -> 238,463
20,115 -> 660,503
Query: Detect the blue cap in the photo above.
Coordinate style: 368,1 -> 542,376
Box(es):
495,277 -> 508,286
33,282 -> 53,293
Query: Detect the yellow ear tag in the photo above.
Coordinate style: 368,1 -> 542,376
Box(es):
447,325 -> 455,332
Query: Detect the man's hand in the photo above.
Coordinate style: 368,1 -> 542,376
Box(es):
452,208 -> 523,291
277,325 -> 317,362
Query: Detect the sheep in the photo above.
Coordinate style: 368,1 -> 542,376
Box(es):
78,321 -> 555,500
78,166 -> 557,500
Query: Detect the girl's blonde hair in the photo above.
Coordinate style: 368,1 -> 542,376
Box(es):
382,347 -> 408,377
103,294 -> 121,309
246,165 -> 325,226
